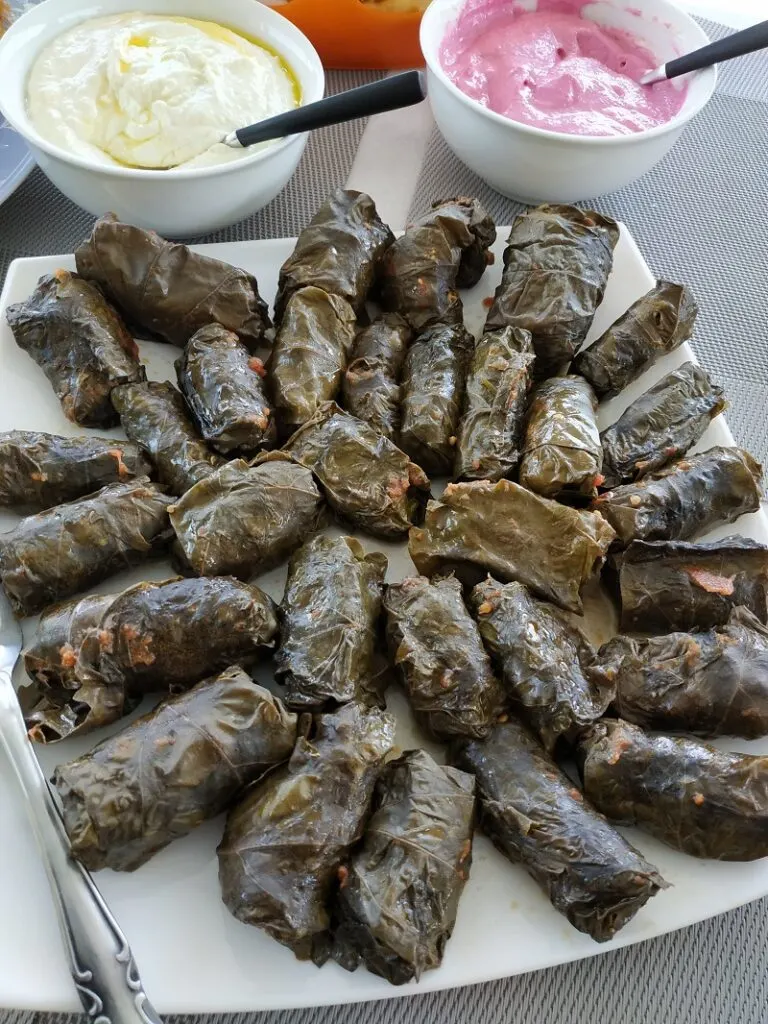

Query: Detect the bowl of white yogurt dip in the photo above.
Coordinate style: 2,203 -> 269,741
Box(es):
0,0 -> 325,235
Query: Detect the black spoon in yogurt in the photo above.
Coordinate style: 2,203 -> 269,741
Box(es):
640,19 -> 768,85
223,70 -> 427,150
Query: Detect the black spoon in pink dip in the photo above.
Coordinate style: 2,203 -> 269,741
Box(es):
640,19 -> 768,85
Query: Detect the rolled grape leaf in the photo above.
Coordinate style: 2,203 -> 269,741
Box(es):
5,270 -> 145,428
0,479 -> 173,617
328,749 -> 475,985
90,576 -> 278,693
270,286 -> 358,432
55,667 -> 298,871
379,196 -> 496,331
176,324 -> 275,455
591,446 -> 763,548
384,575 -> 505,740
614,535 -> 768,632
454,326 -> 535,483
20,593 -> 129,744
485,205 -> 619,377
169,453 -> 323,579
21,577 -> 278,743
600,362 -> 726,486
592,607 -> 768,739
283,402 -> 430,538
409,480 -> 615,614
342,314 -> 412,439
399,323 -> 473,475
573,281 -> 698,398
0,430 -> 151,511
275,189 -> 395,318
519,375 -> 603,498
218,702 -> 395,960
578,718 -> 768,860
111,380 -> 224,496
276,535 -> 388,709
23,594 -> 116,691
427,196 -> 497,289
469,578 -> 611,753
452,719 -> 667,941
75,214 -> 271,349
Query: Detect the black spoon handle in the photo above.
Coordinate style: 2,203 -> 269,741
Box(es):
234,70 -> 427,148
664,19 -> 768,79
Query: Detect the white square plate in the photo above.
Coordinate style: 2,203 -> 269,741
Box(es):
0,227 -> 766,1014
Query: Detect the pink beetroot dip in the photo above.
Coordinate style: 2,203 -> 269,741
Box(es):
440,0 -> 687,137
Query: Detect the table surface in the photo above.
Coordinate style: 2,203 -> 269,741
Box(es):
1,3 -> 768,1023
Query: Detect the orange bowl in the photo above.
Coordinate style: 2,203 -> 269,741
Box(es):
264,0 -> 428,69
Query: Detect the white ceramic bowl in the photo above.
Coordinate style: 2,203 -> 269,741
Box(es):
0,0 -> 325,236
420,0 -> 717,203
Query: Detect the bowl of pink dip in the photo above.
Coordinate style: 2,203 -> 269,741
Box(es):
421,0 -> 716,202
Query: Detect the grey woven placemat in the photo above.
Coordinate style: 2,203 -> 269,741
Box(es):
3,16 -> 768,1024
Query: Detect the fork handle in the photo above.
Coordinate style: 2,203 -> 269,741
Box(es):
0,668 -> 163,1024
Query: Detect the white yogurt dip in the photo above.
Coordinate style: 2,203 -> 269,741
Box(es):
27,13 -> 300,170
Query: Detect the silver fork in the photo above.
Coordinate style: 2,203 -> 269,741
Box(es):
0,587 -> 163,1024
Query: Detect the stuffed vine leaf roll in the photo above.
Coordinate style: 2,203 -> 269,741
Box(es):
75,214 -> 271,349
329,750 -> 475,985
485,205 -> 619,377
379,196 -> 496,331
276,535 -> 388,709
614,535 -> 768,633
384,576 -> 505,740
399,323 -> 473,475
409,480 -> 615,614
270,286 -> 358,432
470,579 -> 611,753
454,327 -> 534,483
90,576 -> 278,694
5,271 -> 145,428
600,362 -> 725,486
342,314 -> 412,439
169,453 -> 324,579
176,324 -> 276,455
111,380 -> 224,496
0,479 -> 173,616
275,189 -> 395,319
573,281 -> 698,398
592,607 -> 768,739
283,403 -> 430,538
55,667 -> 298,872
578,718 -> 768,860
452,719 -> 666,942
218,702 -> 395,960
0,430 -> 151,511
21,577 -> 278,743
23,594 -> 115,691
591,446 -> 763,548
21,593 -> 128,744
421,196 -> 497,290
519,375 -> 603,499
